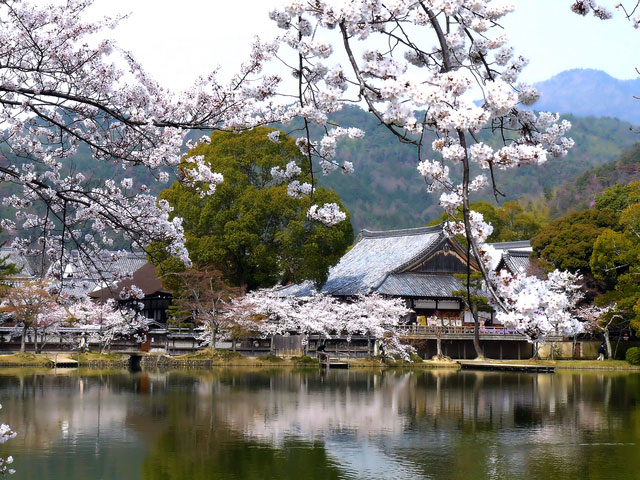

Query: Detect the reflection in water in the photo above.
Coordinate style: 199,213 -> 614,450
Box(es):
0,368 -> 638,479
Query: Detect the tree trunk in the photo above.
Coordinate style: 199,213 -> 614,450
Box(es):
436,333 -> 443,358
20,324 -> 27,353
211,326 -> 217,351
604,328 -> 612,360
472,314 -> 483,359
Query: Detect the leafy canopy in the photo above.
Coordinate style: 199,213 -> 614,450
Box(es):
534,181 -> 640,334
150,128 -> 353,291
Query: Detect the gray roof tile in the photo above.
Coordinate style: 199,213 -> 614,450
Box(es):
320,225 -> 444,295
377,273 -> 463,297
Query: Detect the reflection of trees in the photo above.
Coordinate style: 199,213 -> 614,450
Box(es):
141,427 -> 344,480
0,368 -> 640,479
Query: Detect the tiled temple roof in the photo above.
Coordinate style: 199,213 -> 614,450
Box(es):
0,247 -> 50,278
488,240 -> 532,252
320,225 -> 444,296
377,273 -> 463,297
500,250 -> 532,275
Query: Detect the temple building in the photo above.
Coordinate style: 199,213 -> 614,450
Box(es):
276,224 -> 533,326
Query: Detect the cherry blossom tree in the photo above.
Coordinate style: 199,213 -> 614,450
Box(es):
0,405 -> 15,477
0,0 -> 281,288
232,290 -> 415,360
0,280 -> 58,352
69,297 -> 147,352
578,303 -> 620,359
260,0 -> 575,357
0,0 -> 584,362
169,268 -> 244,350
493,269 -> 584,356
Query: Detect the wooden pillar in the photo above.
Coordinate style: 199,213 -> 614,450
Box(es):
518,342 -> 521,360
463,342 -> 466,359
500,343 -> 503,360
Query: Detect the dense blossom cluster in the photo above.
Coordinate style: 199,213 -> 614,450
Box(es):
69,298 -> 148,351
230,291 -> 416,360
0,0 -> 281,283
494,270 -> 584,342
265,0 -> 574,220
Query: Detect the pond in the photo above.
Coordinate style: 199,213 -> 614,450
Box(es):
0,367 -> 639,479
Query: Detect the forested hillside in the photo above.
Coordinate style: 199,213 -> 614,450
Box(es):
537,143 -> 640,218
315,106 -> 636,232
1,106 -> 636,239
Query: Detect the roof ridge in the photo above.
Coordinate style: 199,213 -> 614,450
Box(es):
507,250 -> 530,256
360,224 -> 443,239
489,240 -> 531,248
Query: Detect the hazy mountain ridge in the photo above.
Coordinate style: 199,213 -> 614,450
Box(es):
533,69 -> 640,125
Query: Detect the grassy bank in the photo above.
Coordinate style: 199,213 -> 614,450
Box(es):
0,353 -> 54,367
472,358 -> 640,371
0,352 -> 128,368
2,351 -> 639,371
145,350 -> 324,368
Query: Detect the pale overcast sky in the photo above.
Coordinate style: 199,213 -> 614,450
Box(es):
88,0 -> 640,92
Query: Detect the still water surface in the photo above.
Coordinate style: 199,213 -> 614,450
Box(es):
0,367 -> 639,479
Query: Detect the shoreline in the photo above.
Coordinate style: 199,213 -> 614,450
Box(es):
0,352 -> 638,371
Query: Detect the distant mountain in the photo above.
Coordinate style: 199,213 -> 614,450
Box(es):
533,69 -> 640,125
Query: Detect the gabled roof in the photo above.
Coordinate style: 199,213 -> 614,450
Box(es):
0,247 -> 50,278
321,225 -> 444,296
272,280 -> 317,298
499,250 -> 532,275
62,250 -> 147,281
489,240 -> 532,252
89,262 -> 169,300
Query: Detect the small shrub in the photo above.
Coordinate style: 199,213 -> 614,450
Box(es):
410,353 -> 424,363
259,353 -> 284,363
626,347 -> 640,365
292,355 -> 317,364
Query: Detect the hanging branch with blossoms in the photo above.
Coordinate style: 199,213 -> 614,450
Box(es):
0,405 -> 15,477
0,0 -> 285,290
263,0 -> 574,357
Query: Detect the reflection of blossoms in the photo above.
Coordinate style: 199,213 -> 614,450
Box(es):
0,404 -> 16,476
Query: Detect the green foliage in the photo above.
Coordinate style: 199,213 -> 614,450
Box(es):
453,272 -> 491,312
0,233 -> 19,287
531,209 -> 617,272
536,178 -> 640,334
625,347 -> 640,365
431,200 -> 547,242
258,353 -> 284,363
291,355 -> 318,364
151,128 -> 353,290
537,143 -> 640,219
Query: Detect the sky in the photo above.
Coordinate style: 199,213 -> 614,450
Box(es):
87,0 -> 640,92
